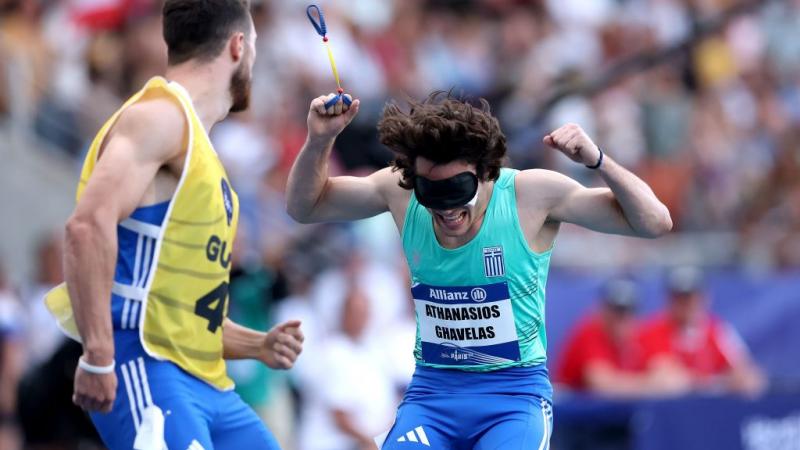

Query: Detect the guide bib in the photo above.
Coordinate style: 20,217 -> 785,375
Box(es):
45,77 -> 239,390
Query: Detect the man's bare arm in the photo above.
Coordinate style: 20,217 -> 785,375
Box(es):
716,325 -> 767,395
522,124 -> 672,238
286,95 -> 398,224
222,318 -> 304,370
583,361 -> 691,398
65,98 -> 184,411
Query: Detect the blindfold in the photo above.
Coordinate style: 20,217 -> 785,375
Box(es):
413,172 -> 479,210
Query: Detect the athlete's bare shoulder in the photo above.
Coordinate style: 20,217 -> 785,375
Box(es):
374,166 -> 410,200
512,168 -> 578,251
103,96 -> 188,164
371,166 -> 412,230
515,168 -> 581,213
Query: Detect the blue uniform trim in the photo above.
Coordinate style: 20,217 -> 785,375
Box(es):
404,364 -> 552,400
91,331 -> 278,450
112,201 -> 168,330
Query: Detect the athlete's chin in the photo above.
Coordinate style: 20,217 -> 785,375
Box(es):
229,91 -> 251,113
434,214 -> 472,237
228,70 -> 252,113
229,97 -> 250,113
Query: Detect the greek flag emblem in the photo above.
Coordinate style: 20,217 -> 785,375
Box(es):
483,246 -> 505,278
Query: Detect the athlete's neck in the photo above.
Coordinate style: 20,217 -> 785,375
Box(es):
165,64 -> 232,133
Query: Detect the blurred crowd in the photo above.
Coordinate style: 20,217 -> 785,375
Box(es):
1,0 -> 799,449
556,268 -> 765,399
552,268 -> 769,449
2,0 -> 800,266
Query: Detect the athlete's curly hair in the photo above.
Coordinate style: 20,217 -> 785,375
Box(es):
378,91 -> 507,190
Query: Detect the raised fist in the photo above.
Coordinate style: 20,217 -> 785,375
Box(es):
307,93 -> 360,142
543,123 -> 602,168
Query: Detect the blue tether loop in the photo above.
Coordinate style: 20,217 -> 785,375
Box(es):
307,4 -> 353,110
324,94 -> 352,109
306,5 -> 327,37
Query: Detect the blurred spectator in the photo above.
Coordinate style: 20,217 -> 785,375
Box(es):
556,278 -> 690,398
226,227 -> 281,421
638,267 -> 767,396
20,231 -> 67,368
273,227 -> 330,389
299,279 -> 397,450
0,265 -> 24,450
0,0 -> 53,122
16,232 -> 102,448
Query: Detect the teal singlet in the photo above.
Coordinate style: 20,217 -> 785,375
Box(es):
402,168 -> 552,372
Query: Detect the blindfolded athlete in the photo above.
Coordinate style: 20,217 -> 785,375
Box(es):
286,91 -> 672,449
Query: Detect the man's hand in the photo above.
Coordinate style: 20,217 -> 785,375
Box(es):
259,320 -> 304,370
543,123 -> 602,168
646,360 -> 693,396
307,94 -> 360,142
73,358 -> 117,413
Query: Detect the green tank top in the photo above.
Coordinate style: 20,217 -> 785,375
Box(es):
401,168 -> 552,371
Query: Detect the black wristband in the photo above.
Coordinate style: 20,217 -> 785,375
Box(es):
586,148 -> 603,169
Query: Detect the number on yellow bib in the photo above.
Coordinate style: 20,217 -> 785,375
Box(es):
194,282 -> 229,333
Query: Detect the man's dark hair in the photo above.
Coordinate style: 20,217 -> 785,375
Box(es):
163,0 -> 251,65
378,91 -> 507,190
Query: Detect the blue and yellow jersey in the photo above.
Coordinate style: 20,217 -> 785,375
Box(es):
45,77 -> 239,390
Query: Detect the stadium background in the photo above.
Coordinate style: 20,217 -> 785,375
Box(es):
1,0 -> 799,449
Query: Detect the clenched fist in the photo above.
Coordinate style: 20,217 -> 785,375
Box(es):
259,320 -> 304,370
543,123 -> 602,168
307,93 -> 360,142
73,357 -> 117,413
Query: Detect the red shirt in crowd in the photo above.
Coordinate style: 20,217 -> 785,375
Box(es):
637,313 -> 745,379
556,313 -> 645,390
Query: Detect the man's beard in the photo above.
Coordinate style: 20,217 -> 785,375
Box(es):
229,62 -> 251,113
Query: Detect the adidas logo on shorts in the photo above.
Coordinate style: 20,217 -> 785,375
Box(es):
396,426 -> 430,446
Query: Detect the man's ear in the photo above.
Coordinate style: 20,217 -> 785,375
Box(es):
228,32 -> 245,63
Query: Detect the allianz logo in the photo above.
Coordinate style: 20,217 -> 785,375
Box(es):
428,287 -> 488,302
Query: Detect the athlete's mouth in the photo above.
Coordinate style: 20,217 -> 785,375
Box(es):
435,210 -> 468,229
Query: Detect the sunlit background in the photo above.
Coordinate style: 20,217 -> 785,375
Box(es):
1,0 -> 799,449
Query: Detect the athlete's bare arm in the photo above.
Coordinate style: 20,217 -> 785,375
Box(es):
286,95 -> 410,229
517,123 -> 672,247
65,98 -> 186,412
222,318 -> 304,370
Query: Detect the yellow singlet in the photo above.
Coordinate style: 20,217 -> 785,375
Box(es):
45,76 -> 239,390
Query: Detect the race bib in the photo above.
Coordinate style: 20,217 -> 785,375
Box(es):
413,282 -> 520,366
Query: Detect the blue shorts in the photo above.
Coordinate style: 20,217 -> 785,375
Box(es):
381,365 -> 553,450
90,330 -> 280,450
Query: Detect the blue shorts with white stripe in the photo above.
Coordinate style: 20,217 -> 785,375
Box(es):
380,365 -> 553,450
90,330 -> 280,450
